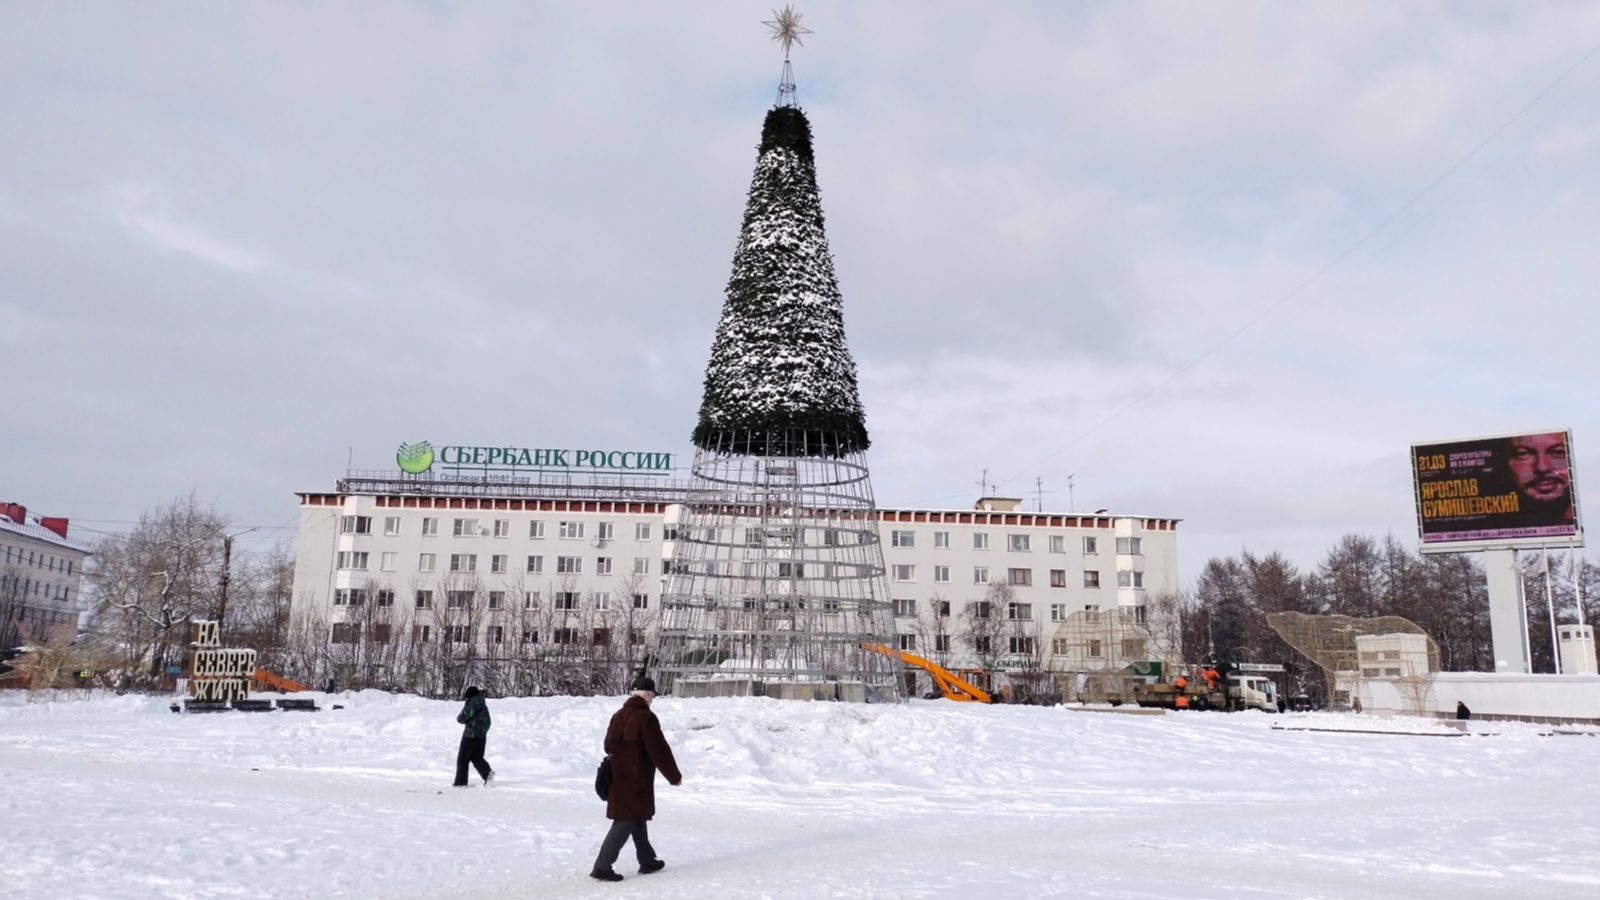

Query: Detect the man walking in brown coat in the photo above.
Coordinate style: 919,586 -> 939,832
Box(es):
590,675 -> 682,882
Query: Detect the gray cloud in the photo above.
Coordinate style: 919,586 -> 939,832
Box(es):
5,1 -> 1599,575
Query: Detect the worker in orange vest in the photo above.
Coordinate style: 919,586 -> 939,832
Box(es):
1173,674 -> 1189,709
1202,667 -> 1220,691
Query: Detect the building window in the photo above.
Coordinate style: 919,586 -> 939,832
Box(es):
447,591 -> 473,609
1117,537 -> 1143,555
380,552 -> 397,572
493,519 -> 511,538
488,590 -> 505,609
415,590 -> 433,609
522,629 -> 539,645
384,517 -> 402,536
487,625 -> 504,645
973,636 -> 992,653
935,634 -> 952,652
933,565 -> 950,583
1049,535 -> 1065,553
898,633 -> 917,652
339,516 -> 372,535
592,628 -> 612,647
557,556 -> 582,574
372,624 -> 392,643
1083,570 -> 1101,588
892,564 -> 915,582
555,592 -> 579,610
559,521 -> 585,539
593,522 -> 614,542
419,553 -> 437,572
1049,569 -> 1067,588
1052,637 -> 1070,655
331,623 -> 360,644
422,517 -> 439,536
448,625 -> 471,643
1008,636 -> 1036,655
413,624 -> 432,643
334,588 -> 366,607
1009,534 -> 1031,552
1133,605 -> 1148,624
523,591 -> 541,609
596,557 -> 613,576
1084,604 -> 1101,622
1083,536 -> 1097,554
1050,603 -> 1069,622
934,531 -> 950,549
1121,638 -> 1145,659
633,557 -> 651,576
490,554 -> 508,574
663,525 -> 680,541
969,601 -> 991,619
527,555 -> 544,574
634,522 -> 651,541
529,520 -> 545,539
453,518 -> 479,537
891,530 -> 915,548
1088,639 -> 1103,658
973,533 -> 989,550
1007,602 -> 1033,621
973,567 -> 989,584
593,592 -> 611,611
450,554 -> 477,573
336,552 -> 369,571
1008,568 -> 1032,587
633,593 -> 649,609
934,600 -> 951,618
894,599 -> 917,617
553,628 -> 577,645
375,590 -> 395,608
1117,570 -> 1144,588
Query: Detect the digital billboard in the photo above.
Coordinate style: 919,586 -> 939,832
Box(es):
1412,429 -> 1583,552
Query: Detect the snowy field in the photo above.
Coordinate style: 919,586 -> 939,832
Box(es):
2,691 -> 1597,899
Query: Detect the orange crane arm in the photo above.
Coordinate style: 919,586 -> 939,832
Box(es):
253,668 -> 310,693
863,644 -> 991,703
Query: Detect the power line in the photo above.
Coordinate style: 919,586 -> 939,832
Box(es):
991,37 -> 1600,495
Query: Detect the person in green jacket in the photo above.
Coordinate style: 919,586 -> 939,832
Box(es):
453,685 -> 495,787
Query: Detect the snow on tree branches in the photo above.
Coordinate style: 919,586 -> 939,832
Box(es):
693,106 -> 869,458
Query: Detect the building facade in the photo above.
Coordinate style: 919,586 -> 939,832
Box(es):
1,502 -> 92,646
290,474 -> 1180,697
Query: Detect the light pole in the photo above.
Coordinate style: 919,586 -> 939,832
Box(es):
215,528 -> 256,644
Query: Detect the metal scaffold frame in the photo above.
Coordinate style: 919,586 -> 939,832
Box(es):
653,431 -> 901,702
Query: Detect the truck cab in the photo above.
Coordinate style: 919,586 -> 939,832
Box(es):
1226,674 -> 1277,712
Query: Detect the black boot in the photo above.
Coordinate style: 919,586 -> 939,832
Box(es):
590,868 -> 624,882
640,859 -> 666,875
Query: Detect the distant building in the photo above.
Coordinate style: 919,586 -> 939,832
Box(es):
290,468 -> 1180,694
1,502 -> 92,645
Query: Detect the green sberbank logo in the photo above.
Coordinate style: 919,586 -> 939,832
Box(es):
396,441 -> 435,474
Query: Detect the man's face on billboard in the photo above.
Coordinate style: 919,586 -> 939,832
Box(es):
1507,433 -> 1570,503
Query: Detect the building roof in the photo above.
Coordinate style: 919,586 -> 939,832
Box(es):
0,515 -> 93,555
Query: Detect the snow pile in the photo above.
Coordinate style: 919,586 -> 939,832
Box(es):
3,691 -> 1598,898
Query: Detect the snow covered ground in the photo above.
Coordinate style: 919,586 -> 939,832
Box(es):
2,691 -> 1596,899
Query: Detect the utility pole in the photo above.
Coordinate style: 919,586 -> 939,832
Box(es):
215,528 -> 256,643
1067,473 -> 1076,513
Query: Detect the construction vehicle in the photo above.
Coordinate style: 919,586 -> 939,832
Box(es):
1134,664 -> 1280,712
252,668 -> 310,693
863,644 -> 991,703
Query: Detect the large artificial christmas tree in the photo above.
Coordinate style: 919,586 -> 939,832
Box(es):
652,32 -> 901,701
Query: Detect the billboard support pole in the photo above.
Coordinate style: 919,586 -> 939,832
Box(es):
1484,548 -> 1531,674
1546,547 -> 1562,674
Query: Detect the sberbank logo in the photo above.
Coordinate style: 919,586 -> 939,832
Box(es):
396,441 -> 435,474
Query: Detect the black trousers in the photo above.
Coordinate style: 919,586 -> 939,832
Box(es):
593,819 -> 657,872
454,734 -> 491,786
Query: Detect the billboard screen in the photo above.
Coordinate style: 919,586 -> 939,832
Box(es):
1412,430 -> 1583,552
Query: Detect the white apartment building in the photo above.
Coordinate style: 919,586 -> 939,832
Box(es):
291,475 -> 1179,689
1,502 -> 92,645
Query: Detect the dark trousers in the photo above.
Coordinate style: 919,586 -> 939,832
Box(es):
454,735 -> 491,786
593,819 -> 657,872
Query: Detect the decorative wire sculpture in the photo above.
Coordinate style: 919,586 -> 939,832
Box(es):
652,430 -> 901,701
1266,611 -> 1441,713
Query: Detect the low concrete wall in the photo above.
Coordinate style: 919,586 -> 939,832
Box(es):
1356,672 -> 1600,724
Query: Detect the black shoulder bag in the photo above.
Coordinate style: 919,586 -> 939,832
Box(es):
594,755 -> 613,801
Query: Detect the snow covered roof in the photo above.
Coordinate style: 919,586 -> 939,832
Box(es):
0,514 -> 92,555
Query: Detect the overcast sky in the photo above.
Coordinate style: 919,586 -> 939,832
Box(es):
6,2 -> 1600,573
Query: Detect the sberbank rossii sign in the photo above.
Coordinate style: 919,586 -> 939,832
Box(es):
395,441 -> 672,477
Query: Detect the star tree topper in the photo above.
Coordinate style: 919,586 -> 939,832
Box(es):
764,5 -> 811,59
